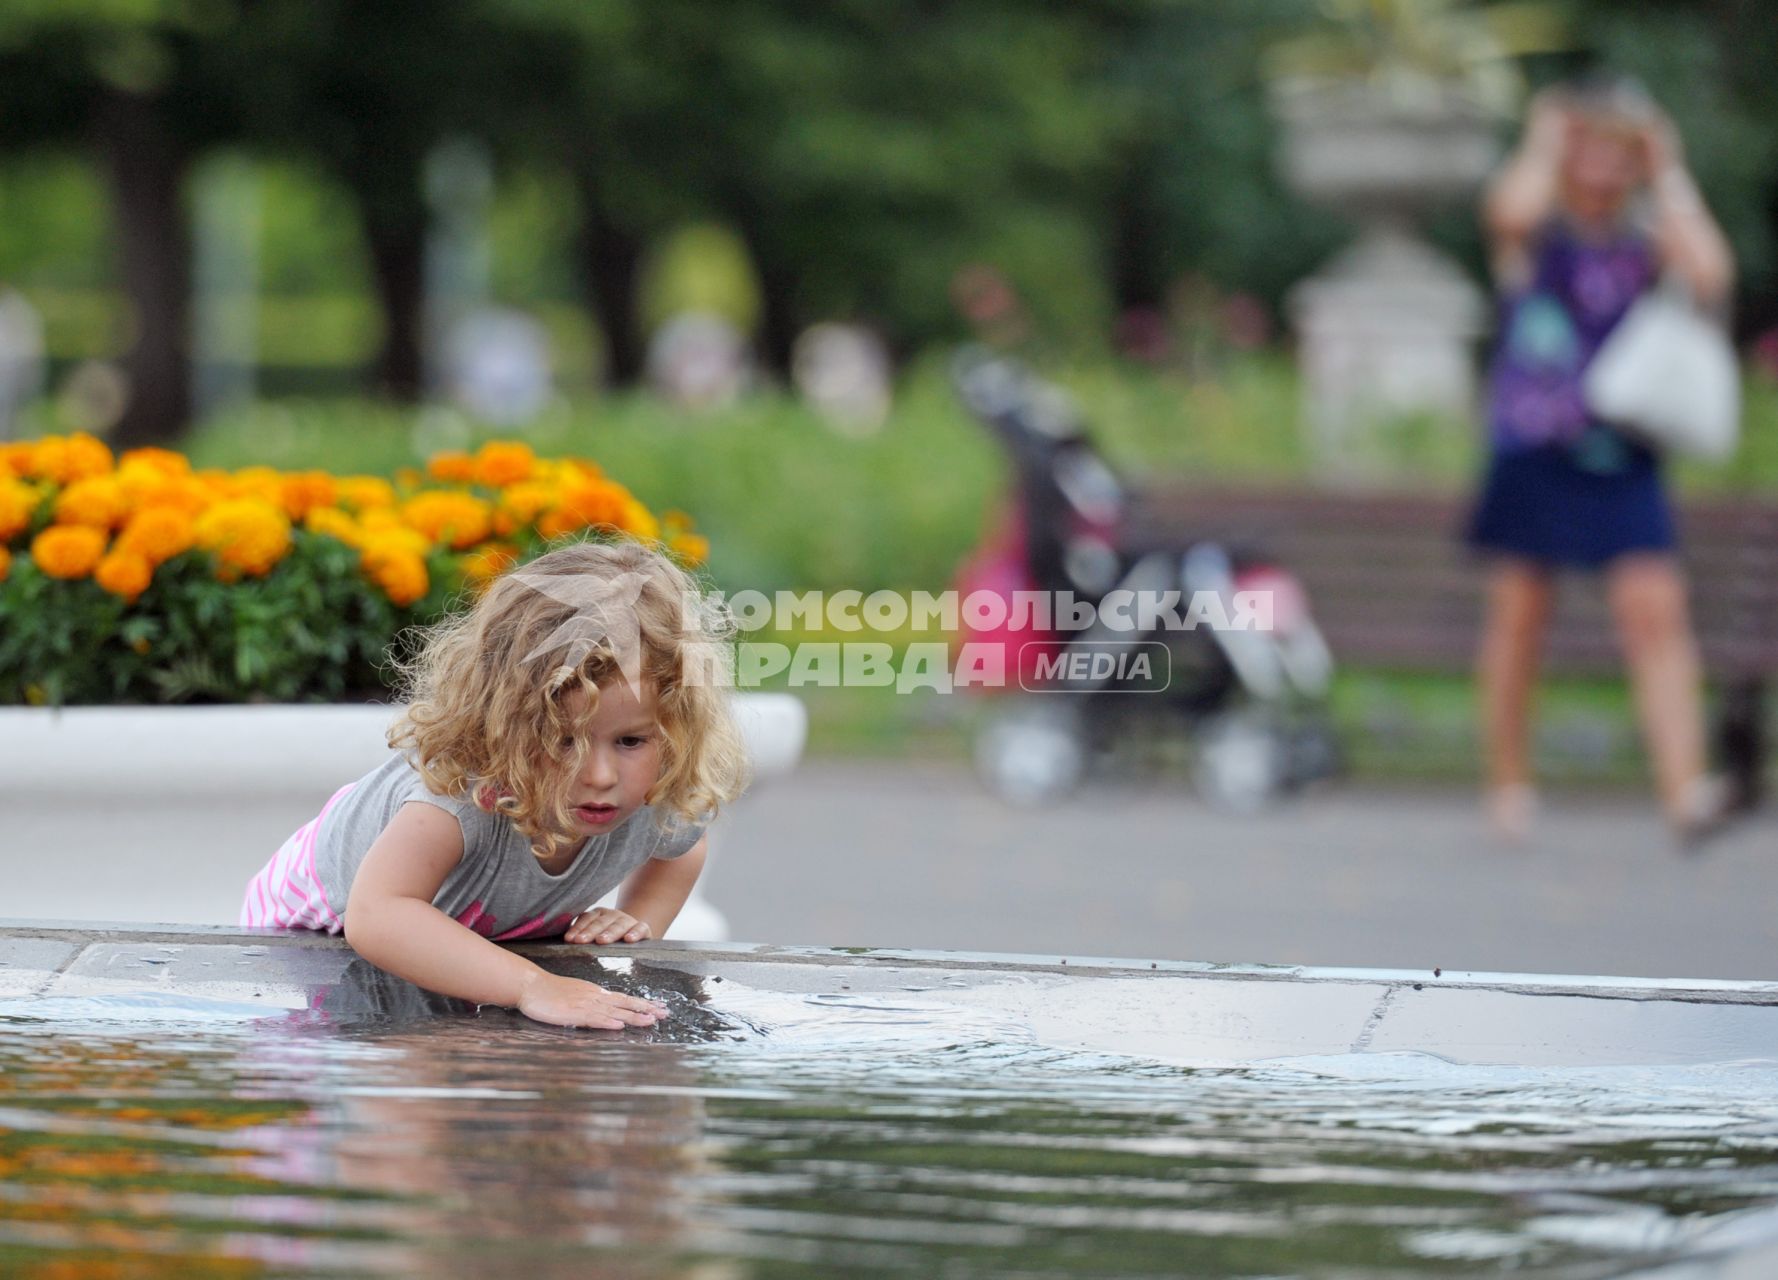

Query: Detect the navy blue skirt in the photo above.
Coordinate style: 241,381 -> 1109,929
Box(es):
1465,433 -> 1677,569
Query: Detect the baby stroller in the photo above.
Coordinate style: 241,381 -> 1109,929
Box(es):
950,349 -> 1339,808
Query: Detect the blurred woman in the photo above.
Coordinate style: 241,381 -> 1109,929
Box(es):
1467,77 -> 1736,843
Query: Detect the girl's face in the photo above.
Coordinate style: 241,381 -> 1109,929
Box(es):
1561,114 -> 1646,224
563,678 -> 663,834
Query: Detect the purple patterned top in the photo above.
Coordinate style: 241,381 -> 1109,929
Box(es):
1486,219 -> 1657,452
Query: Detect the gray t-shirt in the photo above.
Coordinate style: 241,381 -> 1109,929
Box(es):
311,751 -> 705,942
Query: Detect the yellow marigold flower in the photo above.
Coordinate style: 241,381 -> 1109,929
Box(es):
0,546 -> 10,582
336,475 -> 397,511
117,506 -> 196,566
279,470 -> 337,521
116,458 -> 170,508
30,524 -> 106,579
359,524 -> 430,559
117,447 -> 190,477
493,480 -> 558,536
394,466 -> 423,492
661,508 -> 693,534
619,498 -> 659,544
95,548 -> 152,602
361,541 -> 429,607
304,506 -> 362,547
28,432 -> 113,485
669,532 -> 710,567
221,465 -> 285,507
194,499 -> 291,579
472,440 -> 537,488
461,541 -> 518,587
0,442 -> 33,477
402,490 -> 492,550
0,477 -> 39,541
425,450 -> 475,483
53,476 -> 129,530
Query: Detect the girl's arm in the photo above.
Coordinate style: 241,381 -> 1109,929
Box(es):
566,835 -> 709,944
1483,90 -> 1568,278
342,802 -> 667,1028
1643,115 -> 1735,307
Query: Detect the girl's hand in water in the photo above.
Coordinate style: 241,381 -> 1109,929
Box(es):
566,907 -> 652,945
515,970 -> 668,1029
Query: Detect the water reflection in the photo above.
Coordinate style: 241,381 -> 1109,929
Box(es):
1,963 -> 1777,1277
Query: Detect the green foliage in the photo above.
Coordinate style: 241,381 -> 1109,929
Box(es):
180,354 -> 1778,601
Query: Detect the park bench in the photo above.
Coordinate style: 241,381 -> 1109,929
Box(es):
1125,485 -> 1778,801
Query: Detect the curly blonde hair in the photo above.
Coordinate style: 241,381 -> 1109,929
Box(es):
389,538 -> 750,863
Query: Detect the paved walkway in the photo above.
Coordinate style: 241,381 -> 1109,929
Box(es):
704,762 -> 1778,982
7,762 -> 1773,982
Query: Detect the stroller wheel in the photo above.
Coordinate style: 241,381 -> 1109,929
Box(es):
1194,710 -> 1288,813
975,703 -> 1085,805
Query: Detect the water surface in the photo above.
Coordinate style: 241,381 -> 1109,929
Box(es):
2,958 -> 1777,1277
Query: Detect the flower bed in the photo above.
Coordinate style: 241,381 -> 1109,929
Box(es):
0,434 -> 710,705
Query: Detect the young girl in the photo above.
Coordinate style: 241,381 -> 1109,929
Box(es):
240,538 -> 750,1029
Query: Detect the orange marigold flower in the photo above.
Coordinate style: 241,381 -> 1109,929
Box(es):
53,476 -> 129,530
472,440 -> 537,488
304,506 -> 362,547
117,446 -> 190,477
0,442 -> 33,477
95,548 -> 152,602
461,541 -> 518,586
0,477 -> 39,541
135,473 -> 211,518
669,532 -> 710,567
117,506 -> 196,566
394,466 -> 423,492
425,450 -> 475,483
194,499 -> 291,579
402,491 -> 492,550
0,546 -> 10,582
361,541 -> 429,607
493,480 -> 558,536
278,470 -> 337,521
336,475 -> 397,511
537,476 -> 630,540
30,524 -> 106,579
28,432 -> 113,485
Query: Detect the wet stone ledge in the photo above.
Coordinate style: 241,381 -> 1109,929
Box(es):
3,919 -> 1777,1069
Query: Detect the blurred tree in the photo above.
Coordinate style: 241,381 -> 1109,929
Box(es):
1102,1 -> 1351,322
496,0 -> 1132,378
211,0 -> 563,401
1568,0 -> 1776,333
0,2 -> 234,445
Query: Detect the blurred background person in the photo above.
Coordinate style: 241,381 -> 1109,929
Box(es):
1466,77 -> 1737,844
